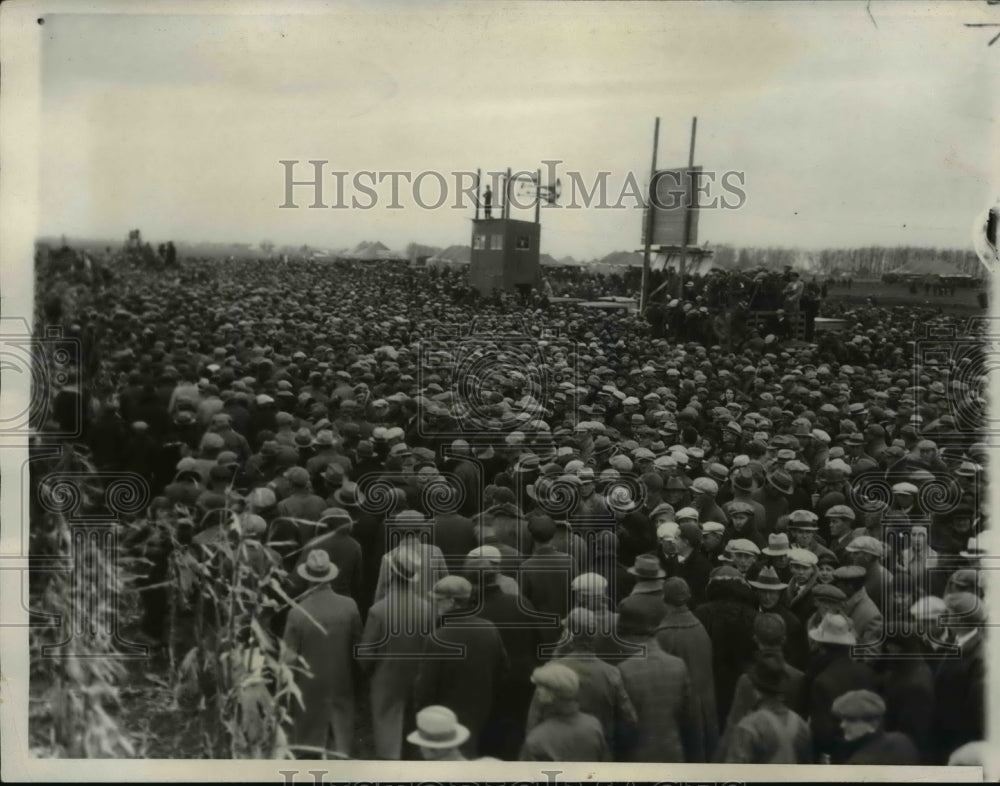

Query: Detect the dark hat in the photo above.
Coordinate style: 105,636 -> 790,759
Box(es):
333,481 -> 365,508
527,513 -> 557,542
749,566 -> 788,591
677,520 -> 702,547
748,650 -> 789,695
618,594 -> 663,636
285,466 -> 310,487
811,583 -> 847,601
662,576 -> 691,607
767,470 -> 794,496
753,612 -> 787,646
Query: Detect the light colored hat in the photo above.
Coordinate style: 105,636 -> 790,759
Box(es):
788,547 -> 818,567
656,521 -> 680,540
691,477 -> 718,496
726,538 -> 761,556
389,547 -> 422,582
943,591 -> 987,625
406,705 -> 470,749
296,549 -> 339,584
701,521 -> 726,534
762,532 -> 790,556
846,535 -> 883,558
832,689 -> 886,720
530,662 -> 580,699
649,502 -> 676,522
675,507 -> 699,522
892,482 -> 919,496
571,572 -> 608,595
826,504 -> 855,521
431,575 -> 473,601
909,595 -> 947,620
466,545 -> 502,565
808,613 -> 857,646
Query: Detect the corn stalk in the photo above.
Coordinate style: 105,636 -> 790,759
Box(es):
29,452 -> 137,758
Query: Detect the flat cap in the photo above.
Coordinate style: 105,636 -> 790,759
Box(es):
832,689 -> 886,719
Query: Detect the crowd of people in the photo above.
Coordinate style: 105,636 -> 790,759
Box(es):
32,249 -> 989,765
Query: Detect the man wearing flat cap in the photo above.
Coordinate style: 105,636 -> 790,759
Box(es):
846,534 -> 893,613
832,689 -> 918,764
806,614 -> 879,763
282,549 -> 361,757
833,564 -> 883,649
719,650 -> 812,763
357,546 -> 434,760
654,577 -> 718,756
466,545 -> 546,760
416,576 -> 508,759
930,592 -> 986,764
520,661 -> 610,762
616,594 -> 703,762
276,466 -> 327,530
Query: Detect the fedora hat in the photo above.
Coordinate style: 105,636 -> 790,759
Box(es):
627,554 -> 666,580
762,532 -> 790,556
333,482 -> 365,508
767,470 -> 795,496
808,613 -> 857,646
749,565 -> 788,591
406,705 -> 470,749
296,549 -> 339,584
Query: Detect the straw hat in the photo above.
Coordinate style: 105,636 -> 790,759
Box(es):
406,705 -> 470,749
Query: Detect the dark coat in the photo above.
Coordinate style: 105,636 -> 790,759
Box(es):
358,585 -> 434,760
432,511 -> 477,571
759,603 -> 808,671
842,730 -> 919,765
807,648 -> 879,762
282,585 -> 361,754
415,612 -> 509,758
287,524 -> 363,604
879,658 -> 934,757
616,510 -> 656,567
694,578 -> 759,727
720,701 -> 812,763
785,574 -> 818,627
719,655 -> 807,761
276,491 -> 327,530
519,700 -> 610,762
525,653 -> 637,756
930,631 -> 985,764
617,637 -> 703,762
664,549 -> 712,608
476,583 -> 547,760
520,545 -> 577,618
654,608 -> 718,756
842,587 -> 883,648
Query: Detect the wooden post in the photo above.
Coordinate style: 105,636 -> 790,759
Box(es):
640,117 -> 660,312
503,167 -> 512,219
677,116 -> 698,299
534,168 -> 542,224
475,168 -> 481,221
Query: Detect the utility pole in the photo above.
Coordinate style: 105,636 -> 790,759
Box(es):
640,117 -> 660,312
677,116 -> 698,299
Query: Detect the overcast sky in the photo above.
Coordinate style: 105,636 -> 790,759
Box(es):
39,1 -> 999,259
